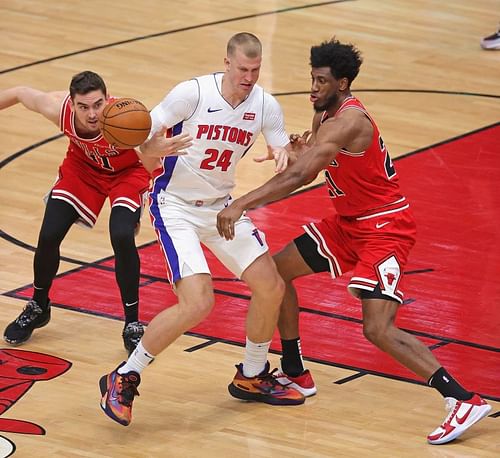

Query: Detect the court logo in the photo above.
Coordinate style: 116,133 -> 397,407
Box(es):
0,349 -> 72,439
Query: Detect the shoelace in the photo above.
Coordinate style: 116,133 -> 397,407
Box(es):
441,398 -> 460,426
118,376 -> 140,407
15,301 -> 44,327
256,368 -> 287,389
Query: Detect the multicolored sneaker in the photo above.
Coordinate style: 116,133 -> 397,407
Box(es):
228,362 -> 305,406
122,321 -> 145,356
275,369 -> 317,397
3,300 -> 51,345
99,363 -> 141,426
427,394 -> 492,445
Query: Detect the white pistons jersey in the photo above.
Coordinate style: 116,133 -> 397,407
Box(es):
150,73 -> 289,202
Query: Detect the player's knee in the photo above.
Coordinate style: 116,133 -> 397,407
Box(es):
110,225 -> 135,250
37,228 -> 65,250
181,296 -> 215,325
254,269 -> 285,303
362,321 -> 389,347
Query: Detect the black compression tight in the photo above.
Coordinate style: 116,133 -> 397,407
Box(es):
109,206 -> 141,309
33,198 -> 141,317
33,198 -> 79,299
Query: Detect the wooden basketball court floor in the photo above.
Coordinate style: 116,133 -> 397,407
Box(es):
0,1 -> 499,456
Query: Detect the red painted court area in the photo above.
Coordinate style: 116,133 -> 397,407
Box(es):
8,124 -> 500,399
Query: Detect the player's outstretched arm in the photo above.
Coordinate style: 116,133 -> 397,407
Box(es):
217,113 -> 361,240
0,87 -> 65,125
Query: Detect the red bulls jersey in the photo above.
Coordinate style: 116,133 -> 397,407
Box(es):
323,96 -> 407,218
59,95 -> 141,173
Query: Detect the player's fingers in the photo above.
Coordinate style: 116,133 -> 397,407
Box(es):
253,153 -> 269,163
275,151 -> 288,173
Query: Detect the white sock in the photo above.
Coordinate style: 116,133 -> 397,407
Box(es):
118,340 -> 155,375
242,337 -> 271,377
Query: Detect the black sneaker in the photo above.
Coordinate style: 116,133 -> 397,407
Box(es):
122,321 -> 144,355
4,300 -> 51,345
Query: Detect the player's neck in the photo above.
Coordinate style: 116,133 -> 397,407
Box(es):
327,92 -> 352,116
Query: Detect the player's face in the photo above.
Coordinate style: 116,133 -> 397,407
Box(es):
224,48 -> 261,97
310,67 -> 346,112
70,90 -> 107,134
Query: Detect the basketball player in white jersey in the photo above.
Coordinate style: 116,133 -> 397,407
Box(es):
99,32 -> 305,427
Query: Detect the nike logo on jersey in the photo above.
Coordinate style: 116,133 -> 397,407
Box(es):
125,301 -> 138,307
207,107 -> 223,113
375,221 -> 390,229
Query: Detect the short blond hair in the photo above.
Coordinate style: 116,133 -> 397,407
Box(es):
227,32 -> 262,58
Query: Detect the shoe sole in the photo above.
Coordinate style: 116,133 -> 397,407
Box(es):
277,379 -> 317,397
228,383 -> 305,405
427,404 -> 492,445
3,316 -> 51,346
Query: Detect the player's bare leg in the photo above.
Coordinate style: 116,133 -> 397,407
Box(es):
142,274 -> 214,355
241,252 -> 284,344
99,274 -> 215,425
361,298 -> 491,444
361,298 -> 440,378
269,243 -> 318,396
274,242 -> 314,340
227,252 -> 304,405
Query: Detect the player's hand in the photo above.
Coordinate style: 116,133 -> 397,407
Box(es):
141,129 -> 192,157
289,130 -> 312,156
217,202 -> 244,240
253,145 -> 289,173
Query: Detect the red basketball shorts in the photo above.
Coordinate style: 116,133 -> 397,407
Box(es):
300,208 -> 417,303
50,159 -> 150,228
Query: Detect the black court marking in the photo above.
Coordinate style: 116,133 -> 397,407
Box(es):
299,306 -> 500,353
183,331 -> 500,402
184,340 -> 218,352
428,341 -> 451,351
0,0 -> 354,74
489,411 -> 500,418
274,89 -> 500,100
334,372 -> 367,384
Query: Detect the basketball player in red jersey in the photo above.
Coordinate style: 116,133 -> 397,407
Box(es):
217,39 -> 492,444
0,71 -> 190,354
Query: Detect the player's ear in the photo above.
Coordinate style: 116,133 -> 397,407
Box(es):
224,57 -> 230,71
339,77 -> 349,91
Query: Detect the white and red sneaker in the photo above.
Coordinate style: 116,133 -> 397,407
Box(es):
275,369 -> 317,397
427,394 -> 491,445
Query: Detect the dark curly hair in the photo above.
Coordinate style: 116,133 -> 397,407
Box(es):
310,39 -> 363,86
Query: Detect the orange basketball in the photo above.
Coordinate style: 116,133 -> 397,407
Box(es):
98,98 -> 152,149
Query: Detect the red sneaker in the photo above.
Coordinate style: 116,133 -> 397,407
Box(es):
275,369 -> 317,397
427,394 -> 491,445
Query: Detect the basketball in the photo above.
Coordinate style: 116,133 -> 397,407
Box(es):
98,98 -> 152,149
